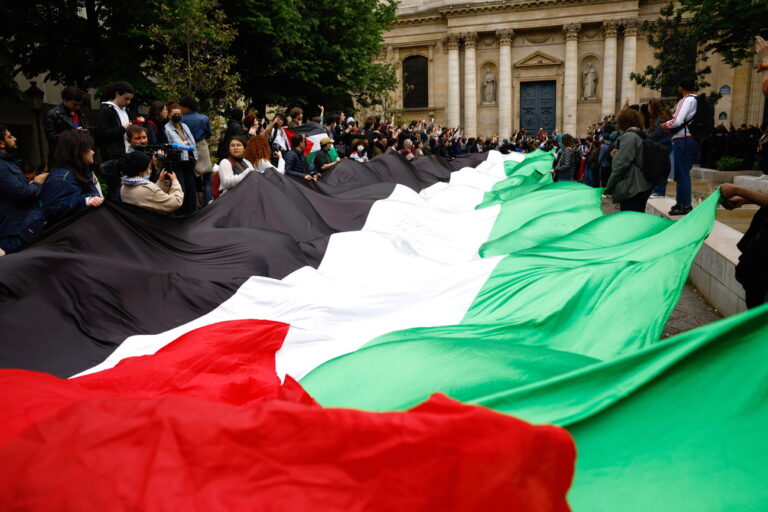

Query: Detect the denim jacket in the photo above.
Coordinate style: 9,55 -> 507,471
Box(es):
164,122 -> 198,161
40,167 -> 100,225
0,152 -> 44,250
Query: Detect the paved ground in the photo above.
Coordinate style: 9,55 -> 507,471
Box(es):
600,195 -> 723,337
662,285 -> 722,337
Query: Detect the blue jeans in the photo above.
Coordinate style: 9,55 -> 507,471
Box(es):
672,137 -> 698,208
652,152 -> 674,196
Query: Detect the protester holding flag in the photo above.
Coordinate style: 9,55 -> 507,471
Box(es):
313,137 -> 340,174
268,113 -> 290,153
39,130 -> 103,225
284,134 -> 315,181
288,107 -> 303,127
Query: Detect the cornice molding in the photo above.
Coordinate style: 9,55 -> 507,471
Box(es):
393,13 -> 442,26
386,40 -> 440,49
395,0 -> 625,23
437,0 -> 592,16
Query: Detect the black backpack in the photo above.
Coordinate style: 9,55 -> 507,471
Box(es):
636,131 -> 672,186
685,94 -> 715,141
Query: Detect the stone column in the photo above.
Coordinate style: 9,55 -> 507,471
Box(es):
747,53 -> 765,125
463,33 -> 478,137
620,20 -> 639,106
562,23 -> 581,136
601,21 -> 619,117
445,33 -> 461,128
497,29 -> 514,139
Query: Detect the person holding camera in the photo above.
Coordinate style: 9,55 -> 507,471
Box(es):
119,151 -> 183,214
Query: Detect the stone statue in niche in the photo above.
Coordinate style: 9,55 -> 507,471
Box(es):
582,62 -> 598,100
481,68 -> 496,104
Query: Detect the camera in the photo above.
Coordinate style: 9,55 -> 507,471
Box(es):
132,143 -> 179,163
271,143 -> 282,153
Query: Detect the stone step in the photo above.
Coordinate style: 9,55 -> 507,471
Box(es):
733,175 -> 768,192
691,166 -> 762,184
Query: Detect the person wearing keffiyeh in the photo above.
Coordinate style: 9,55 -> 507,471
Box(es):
119,152 -> 183,214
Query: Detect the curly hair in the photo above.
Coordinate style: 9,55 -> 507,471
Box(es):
245,135 -> 272,163
615,108 -> 644,132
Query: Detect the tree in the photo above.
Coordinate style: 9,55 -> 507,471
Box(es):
0,0 -> 161,101
632,0 -> 765,96
143,0 -> 241,117
219,0 -> 398,114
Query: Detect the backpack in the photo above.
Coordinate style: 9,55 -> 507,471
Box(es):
685,94 -> 715,141
637,132 -> 671,186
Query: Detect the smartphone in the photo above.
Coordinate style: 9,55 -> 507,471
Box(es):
760,28 -> 768,40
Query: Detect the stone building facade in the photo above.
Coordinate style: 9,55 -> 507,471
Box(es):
384,0 -> 767,138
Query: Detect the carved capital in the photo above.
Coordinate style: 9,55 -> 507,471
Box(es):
602,20 -> 619,38
623,19 -> 640,37
443,33 -> 461,50
462,32 -> 478,48
496,29 -> 514,46
563,23 -> 581,41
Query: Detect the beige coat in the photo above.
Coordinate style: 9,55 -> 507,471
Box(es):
120,179 -> 184,213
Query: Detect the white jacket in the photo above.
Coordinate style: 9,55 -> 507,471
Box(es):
218,158 -> 254,193
663,94 -> 697,140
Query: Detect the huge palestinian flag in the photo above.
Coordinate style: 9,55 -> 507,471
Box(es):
1,150 -> 766,510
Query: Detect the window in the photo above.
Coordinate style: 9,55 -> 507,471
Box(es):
403,55 -> 428,109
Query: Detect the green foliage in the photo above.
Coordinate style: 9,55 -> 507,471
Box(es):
0,0 -> 161,101
219,0 -> 399,114
632,0 -> 766,96
143,0 -> 241,117
678,0 -> 766,66
630,3 -> 711,95
716,156 -> 745,172
2,0 -> 398,114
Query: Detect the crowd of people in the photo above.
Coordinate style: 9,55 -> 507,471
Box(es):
2,33 -> 768,263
